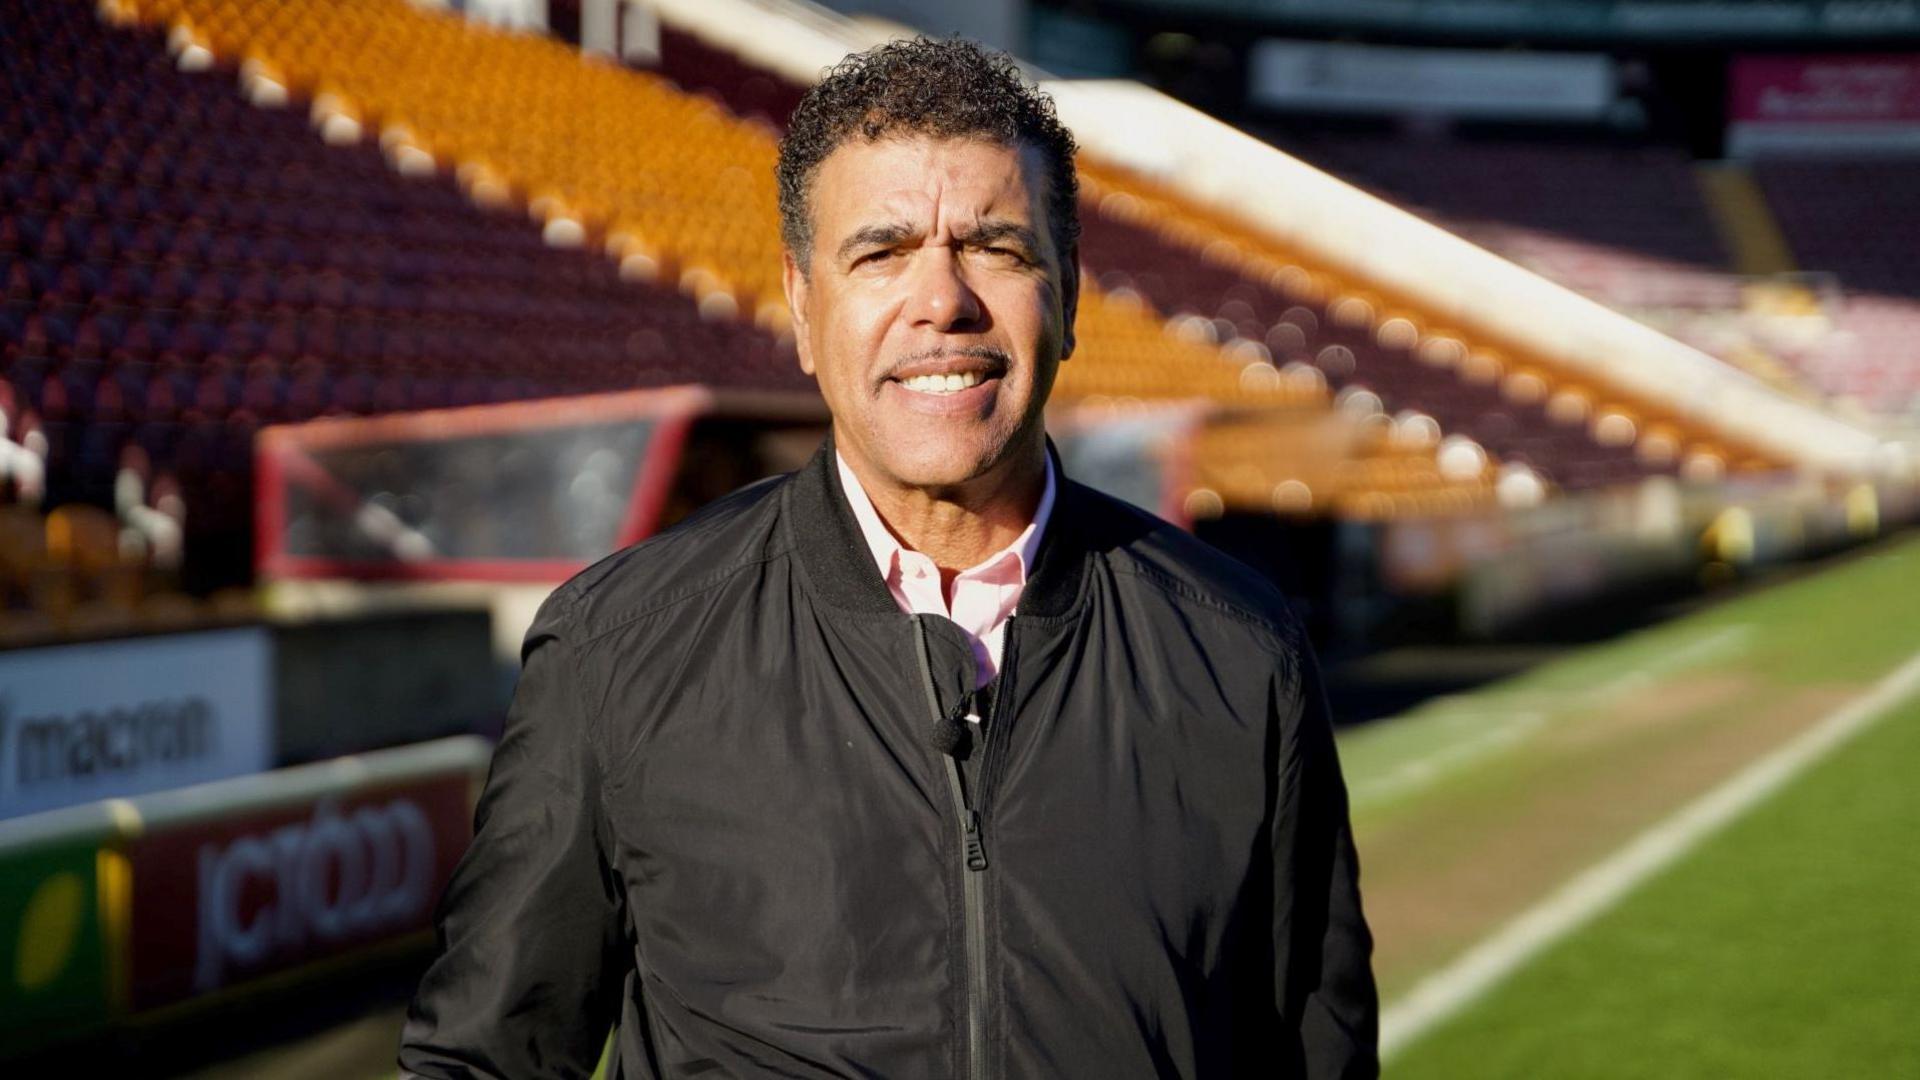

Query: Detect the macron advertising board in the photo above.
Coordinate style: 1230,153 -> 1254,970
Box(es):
0,628 -> 274,819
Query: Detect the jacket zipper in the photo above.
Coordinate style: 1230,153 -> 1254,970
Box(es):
912,615 -> 992,1080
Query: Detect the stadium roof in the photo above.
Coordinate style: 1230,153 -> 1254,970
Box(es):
1087,0 -> 1920,46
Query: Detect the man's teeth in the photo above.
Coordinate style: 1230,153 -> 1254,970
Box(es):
901,372 -> 983,394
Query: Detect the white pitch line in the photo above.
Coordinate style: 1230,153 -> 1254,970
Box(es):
1379,646 -> 1920,1062
1584,624 -> 1751,702
1351,711 -> 1547,808
1353,625 -> 1755,807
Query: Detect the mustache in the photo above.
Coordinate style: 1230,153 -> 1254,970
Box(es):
876,345 -> 1012,383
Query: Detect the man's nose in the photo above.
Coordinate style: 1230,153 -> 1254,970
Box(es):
904,247 -> 984,331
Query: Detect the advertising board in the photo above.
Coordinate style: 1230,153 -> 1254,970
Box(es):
272,610 -> 497,765
1104,0 -> 1920,45
0,628 -> 273,819
1728,54 -> 1920,156
123,765 -> 474,1012
1248,40 -> 1616,119
0,830 -> 112,1049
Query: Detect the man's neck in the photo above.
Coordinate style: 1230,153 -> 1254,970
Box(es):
840,442 -> 1048,575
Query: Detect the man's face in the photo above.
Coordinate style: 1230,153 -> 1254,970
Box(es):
783,136 -> 1078,494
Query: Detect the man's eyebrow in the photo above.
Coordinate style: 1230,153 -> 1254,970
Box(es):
835,220 -> 1041,263
836,223 -> 917,263
954,221 -> 1039,250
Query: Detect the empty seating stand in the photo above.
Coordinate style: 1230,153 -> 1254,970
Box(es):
125,0 -> 1327,412
1755,162 -> 1920,421
1074,191 -> 1657,493
1278,134 -> 1733,288
3,0 -> 803,590
8,0 -> 1500,609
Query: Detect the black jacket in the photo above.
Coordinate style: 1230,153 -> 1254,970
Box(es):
401,441 -> 1377,1079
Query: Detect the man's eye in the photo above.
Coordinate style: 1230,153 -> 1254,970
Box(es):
979,246 -> 1028,264
856,249 -> 900,266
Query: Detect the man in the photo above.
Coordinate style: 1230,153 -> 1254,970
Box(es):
401,37 -> 1376,1079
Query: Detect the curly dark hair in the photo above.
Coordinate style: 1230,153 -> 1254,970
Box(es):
776,37 -> 1080,272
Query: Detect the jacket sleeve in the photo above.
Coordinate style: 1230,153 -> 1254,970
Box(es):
1271,630 -> 1380,1078
399,590 -> 629,1079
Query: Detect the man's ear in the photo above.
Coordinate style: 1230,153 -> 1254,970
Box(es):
1059,247 -> 1080,361
782,248 -> 816,376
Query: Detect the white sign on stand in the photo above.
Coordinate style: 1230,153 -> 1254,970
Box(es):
1249,40 -> 1616,120
0,627 -> 273,818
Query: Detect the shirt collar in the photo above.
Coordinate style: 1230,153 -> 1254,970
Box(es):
834,450 -> 1056,583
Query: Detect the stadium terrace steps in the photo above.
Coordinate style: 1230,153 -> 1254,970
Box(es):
1693,164 -> 1798,278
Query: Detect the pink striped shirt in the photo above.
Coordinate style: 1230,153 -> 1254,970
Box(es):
836,452 -> 1055,687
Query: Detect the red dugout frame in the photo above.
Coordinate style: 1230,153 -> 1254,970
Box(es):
254,386 -> 826,584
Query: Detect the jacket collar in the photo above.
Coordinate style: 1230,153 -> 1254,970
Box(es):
786,434 -> 1086,620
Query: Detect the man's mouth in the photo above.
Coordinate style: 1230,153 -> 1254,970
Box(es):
898,371 -> 986,395
883,349 -> 1010,399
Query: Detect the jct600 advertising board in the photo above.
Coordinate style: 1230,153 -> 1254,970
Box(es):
124,768 -> 473,1012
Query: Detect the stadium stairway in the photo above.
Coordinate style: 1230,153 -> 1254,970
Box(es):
1694,164 -> 1798,278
